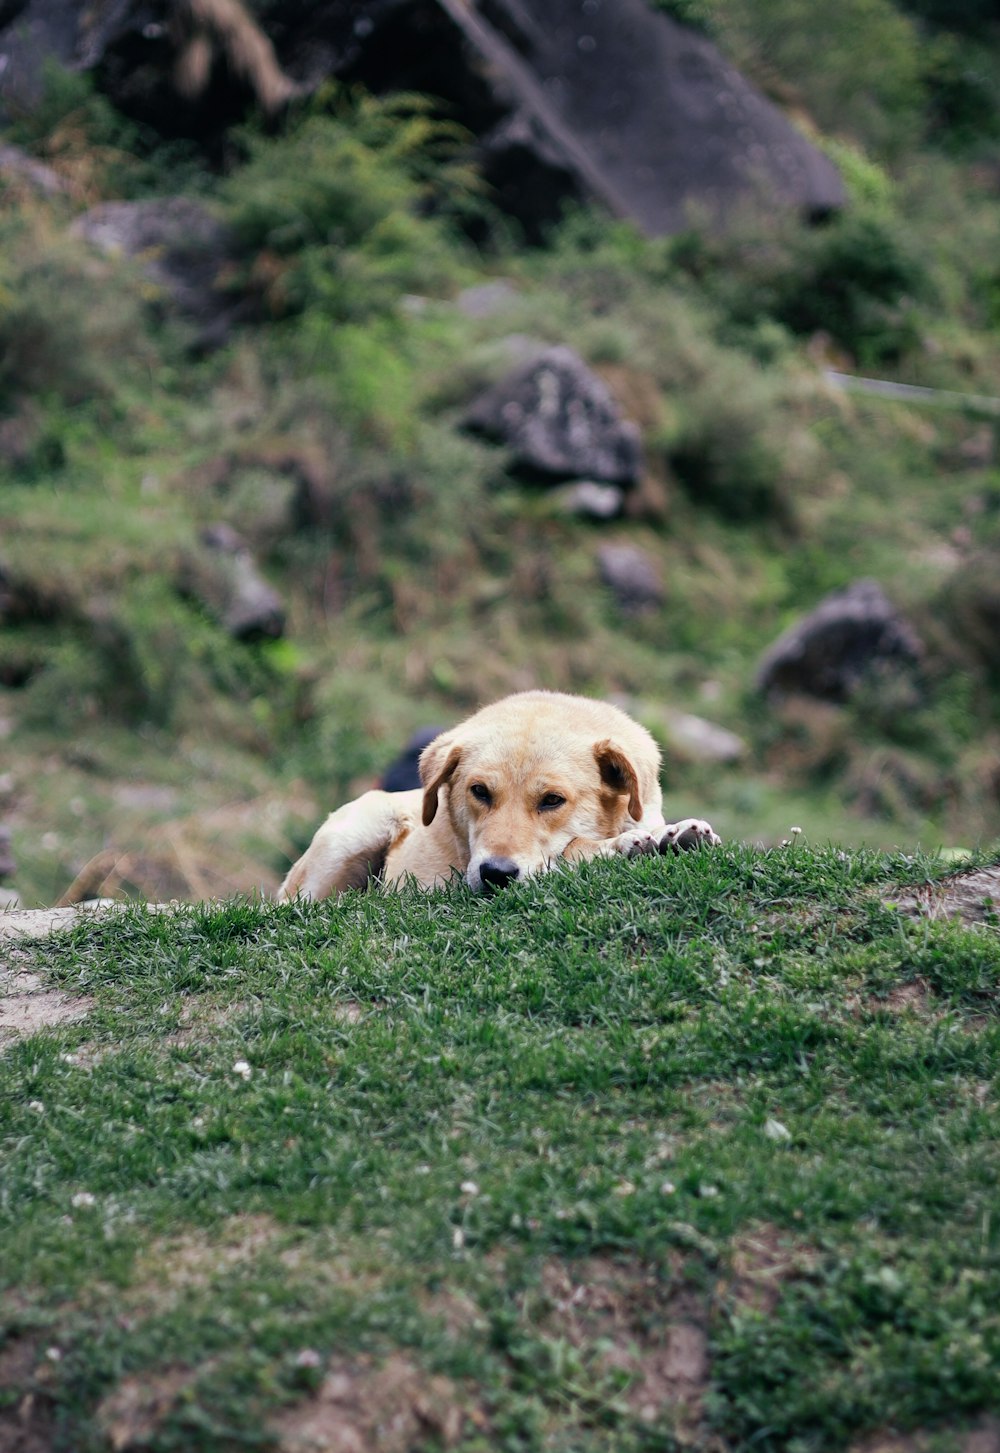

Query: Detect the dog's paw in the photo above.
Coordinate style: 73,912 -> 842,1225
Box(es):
659,818 -> 722,854
613,827 -> 662,859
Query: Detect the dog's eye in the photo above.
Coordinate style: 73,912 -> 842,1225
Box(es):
539,792 -> 566,811
469,783 -> 492,805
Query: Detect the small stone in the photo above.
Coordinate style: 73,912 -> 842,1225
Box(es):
551,480 -> 626,520
597,543 -> 664,614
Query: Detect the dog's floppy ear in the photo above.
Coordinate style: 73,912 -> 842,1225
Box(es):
594,739 -> 643,821
419,737 -> 463,826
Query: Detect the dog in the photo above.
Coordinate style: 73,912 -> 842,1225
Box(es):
278,690 -> 720,901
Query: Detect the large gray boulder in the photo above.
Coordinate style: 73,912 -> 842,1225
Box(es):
2,0 -> 842,237
435,0 -> 844,236
464,346 -> 642,485
757,580 -> 924,702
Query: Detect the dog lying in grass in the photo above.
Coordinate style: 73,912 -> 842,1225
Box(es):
278,690 -> 720,900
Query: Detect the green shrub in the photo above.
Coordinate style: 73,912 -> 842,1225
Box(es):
223,96 -> 474,323
774,213 -> 928,364
669,206 -> 929,366
921,34 -> 1000,152
667,368 -> 793,524
663,0 -> 926,158
0,210 -> 152,408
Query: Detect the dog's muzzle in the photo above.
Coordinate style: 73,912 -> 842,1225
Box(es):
478,857 -> 521,892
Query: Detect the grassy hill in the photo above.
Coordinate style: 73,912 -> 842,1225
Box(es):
2,845 -> 999,1450
1,2 -> 1000,908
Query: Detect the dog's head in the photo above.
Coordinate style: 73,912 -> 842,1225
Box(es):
418,692 -> 662,893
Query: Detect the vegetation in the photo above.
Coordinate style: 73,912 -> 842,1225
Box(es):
3,845 -> 999,1450
1,2 -> 999,912
3,8 -> 999,1444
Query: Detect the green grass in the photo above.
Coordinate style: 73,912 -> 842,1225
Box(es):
3,845 -> 998,1450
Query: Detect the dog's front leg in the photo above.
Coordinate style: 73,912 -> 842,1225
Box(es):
658,818 -> 722,852
277,791 -> 413,902
562,817 -> 721,869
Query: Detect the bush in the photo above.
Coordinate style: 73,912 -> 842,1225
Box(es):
661,0 -> 926,158
0,209 -> 152,408
667,367 -> 793,524
670,206 -> 929,366
223,97 -> 474,323
774,214 -> 928,364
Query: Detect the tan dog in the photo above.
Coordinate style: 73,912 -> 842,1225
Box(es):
278,691 -> 720,901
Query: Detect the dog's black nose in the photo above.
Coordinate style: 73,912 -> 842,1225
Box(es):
479,858 -> 521,891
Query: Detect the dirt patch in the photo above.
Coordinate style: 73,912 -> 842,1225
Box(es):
887,864 -> 1000,928
97,1367 -> 202,1452
0,1332 -> 56,1453
728,1222 -> 818,1315
0,960 -> 93,1048
269,1352 -> 469,1453
531,1254 -> 713,1438
130,1214 -> 281,1303
882,980 -> 933,1013
55,784 -> 316,906
842,977 -> 943,1023
849,1416 -> 1000,1453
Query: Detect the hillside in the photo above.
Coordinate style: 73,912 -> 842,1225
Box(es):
1,0 -> 1000,907
1,846 -> 999,1450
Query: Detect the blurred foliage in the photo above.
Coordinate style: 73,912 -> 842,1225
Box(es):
655,0 -> 1000,158
223,94 -> 478,322
655,0 -> 925,156
0,207 -> 149,406
2,7 -> 1000,905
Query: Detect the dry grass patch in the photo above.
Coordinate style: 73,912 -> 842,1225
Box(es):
128,1213 -> 284,1306
887,865 -> 1000,928
97,1367 -> 204,1453
0,1330 -> 57,1453
269,1352 -> 472,1453
0,957 -> 93,1048
849,1416 -> 1000,1453
727,1221 -> 819,1315
531,1254 -> 715,1440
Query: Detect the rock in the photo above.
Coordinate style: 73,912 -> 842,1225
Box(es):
1,0 -> 842,237
660,709 -> 746,765
0,826 -> 15,881
597,542 -> 664,614
757,579 -> 924,702
0,142 -> 69,194
434,0 -> 844,237
71,198 -> 243,348
455,281 -> 519,318
0,0 -> 299,134
609,696 -> 746,764
551,481 -> 626,521
381,726 -> 446,793
464,346 -> 642,485
0,0 -> 79,116
183,523 -> 286,641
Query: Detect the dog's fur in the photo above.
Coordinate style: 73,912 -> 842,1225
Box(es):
278,690 -> 719,902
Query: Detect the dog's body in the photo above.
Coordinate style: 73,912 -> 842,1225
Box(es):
278,691 -> 719,902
